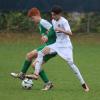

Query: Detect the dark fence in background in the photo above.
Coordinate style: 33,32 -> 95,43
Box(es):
0,0 -> 100,12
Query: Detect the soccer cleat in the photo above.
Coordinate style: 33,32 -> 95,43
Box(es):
82,83 -> 89,92
10,72 -> 25,80
25,74 -> 39,80
42,81 -> 53,91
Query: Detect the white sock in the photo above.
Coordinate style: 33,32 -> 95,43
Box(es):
34,51 -> 44,74
67,61 -> 85,84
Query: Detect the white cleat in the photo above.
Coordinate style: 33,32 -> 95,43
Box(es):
42,81 -> 53,91
10,72 -> 25,80
11,72 -> 19,78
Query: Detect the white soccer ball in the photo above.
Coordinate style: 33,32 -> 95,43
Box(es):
21,78 -> 33,89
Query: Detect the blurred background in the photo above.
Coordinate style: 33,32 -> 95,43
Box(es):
0,0 -> 100,34
0,1 -> 100,100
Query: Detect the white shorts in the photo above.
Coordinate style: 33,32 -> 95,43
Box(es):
46,42 -> 73,62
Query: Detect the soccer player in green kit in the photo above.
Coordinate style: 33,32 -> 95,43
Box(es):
11,7 -> 57,90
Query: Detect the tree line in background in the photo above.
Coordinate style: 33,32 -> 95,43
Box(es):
0,11 -> 100,33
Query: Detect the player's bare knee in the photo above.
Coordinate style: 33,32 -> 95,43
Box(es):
42,47 -> 50,55
32,50 -> 38,58
26,52 -> 33,60
26,50 -> 37,60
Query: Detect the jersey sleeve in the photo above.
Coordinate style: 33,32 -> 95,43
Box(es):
40,20 -> 52,30
63,20 -> 71,32
40,19 -> 55,38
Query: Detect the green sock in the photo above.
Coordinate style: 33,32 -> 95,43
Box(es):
21,60 -> 32,73
39,70 -> 49,83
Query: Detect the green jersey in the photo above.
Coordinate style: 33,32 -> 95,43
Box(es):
36,19 -> 57,62
38,19 -> 56,45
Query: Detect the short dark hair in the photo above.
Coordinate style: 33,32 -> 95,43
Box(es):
51,5 -> 62,14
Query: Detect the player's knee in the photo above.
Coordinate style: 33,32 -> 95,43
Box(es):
26,52 -> 33,60
26,51 -> 37,60
42,47 -> 50,55
32,52 -> 38,58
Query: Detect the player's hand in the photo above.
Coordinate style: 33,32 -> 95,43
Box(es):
41,35 -> 48,43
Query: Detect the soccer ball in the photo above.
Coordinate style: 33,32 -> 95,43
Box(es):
21,78 -> 33,89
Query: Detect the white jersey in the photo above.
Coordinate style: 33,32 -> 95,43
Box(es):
52,17 -> 72,48
39,19 -> 52,30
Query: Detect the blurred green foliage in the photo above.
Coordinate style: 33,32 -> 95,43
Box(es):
0,11 -> 100,33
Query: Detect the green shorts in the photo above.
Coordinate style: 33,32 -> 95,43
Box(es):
36,44 -> 57,62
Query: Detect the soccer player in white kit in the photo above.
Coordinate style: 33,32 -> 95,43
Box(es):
26,5 -> 89,92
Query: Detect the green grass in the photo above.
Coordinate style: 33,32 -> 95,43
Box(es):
0,34 -> 100,100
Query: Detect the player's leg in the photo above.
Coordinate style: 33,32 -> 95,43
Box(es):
58,47 -> 89,92
35,46 -> 56,90
26,47 -> 55,78
25,47 -> 56,90
31,53 -> 57,90
34,47 -> 56,76
29,65 -> 53,91
11,44 -> 45,79
11,45 -> 56,90
20,45 -> 47,79
21,50 -> 38,73
11,49 -> 37,79
67,60 -> 89,92
39,53 -> 57,83
11,49 -> 51,83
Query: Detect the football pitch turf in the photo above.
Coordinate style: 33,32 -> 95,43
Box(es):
0,34 -> 100,100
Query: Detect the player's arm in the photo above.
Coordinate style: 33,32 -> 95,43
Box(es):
55,27 -> 72,36
41,35 -> 48,43
41,20 -> 55,42
46,27 -> 55,37
41,20 -> 55,37
55,20 -> 72,36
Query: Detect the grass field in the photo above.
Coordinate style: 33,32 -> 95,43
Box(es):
0,33 -> 100,100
